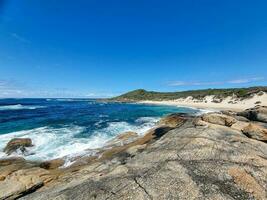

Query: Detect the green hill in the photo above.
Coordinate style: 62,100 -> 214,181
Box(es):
112,87 -> 267,101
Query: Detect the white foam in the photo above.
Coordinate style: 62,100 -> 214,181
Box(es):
0,125 -> 105,161
175,105 -> 214,115
196,108 -> 216,115
98,117 -> 160,137
55,98 -> 74,102
54,98 -> 92,102
0,116 -> 160,164
135,116 -> 160,123
0,104 -> 45,111
62,117 -> 160,164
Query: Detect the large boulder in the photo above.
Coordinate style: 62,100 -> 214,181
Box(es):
238,106 -> 267,123
221,110 -> 250,122
158,113 -> 186,128
3,138 -> 33,155
201,113 -> 237,127
242,123 -> 267,142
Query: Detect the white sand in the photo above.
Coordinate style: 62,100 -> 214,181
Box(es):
139,92 -> 267,112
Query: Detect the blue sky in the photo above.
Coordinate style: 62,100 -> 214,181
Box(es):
0,0 -> 267,98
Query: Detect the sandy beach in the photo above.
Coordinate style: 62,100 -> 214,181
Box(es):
139,92 -> 267,112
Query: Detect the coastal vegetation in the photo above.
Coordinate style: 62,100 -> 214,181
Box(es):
113,86 -> 267,101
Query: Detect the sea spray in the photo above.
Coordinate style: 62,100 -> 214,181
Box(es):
0,99 -> 203,162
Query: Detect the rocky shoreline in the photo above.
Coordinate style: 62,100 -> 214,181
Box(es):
1,106 -> 267,199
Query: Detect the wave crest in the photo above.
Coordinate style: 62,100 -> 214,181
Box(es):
0,104 -> 45,111
0,116 -> 160,165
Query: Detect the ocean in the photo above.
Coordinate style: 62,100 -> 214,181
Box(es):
0,98 -> 203,162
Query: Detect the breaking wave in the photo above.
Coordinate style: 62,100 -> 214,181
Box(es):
0,116 -> 160,162
0,104 -> 45,111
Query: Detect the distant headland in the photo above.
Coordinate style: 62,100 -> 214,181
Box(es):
111,86 -> 267,111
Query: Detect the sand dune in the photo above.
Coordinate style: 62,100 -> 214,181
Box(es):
139,92 -> 267,111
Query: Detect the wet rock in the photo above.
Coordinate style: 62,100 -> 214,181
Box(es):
238,106 -> 267,123
242,123 -> 267,142
202,113 -> 237,127
40,158 -> 65,170
3,138 -> 33,155
158,113 -> 186,127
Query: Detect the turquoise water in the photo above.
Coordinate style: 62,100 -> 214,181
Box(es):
0,98 -> 202,161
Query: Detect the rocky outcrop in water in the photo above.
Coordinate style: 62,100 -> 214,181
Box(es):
3,138 -> 33,155
1,106 -> 267,200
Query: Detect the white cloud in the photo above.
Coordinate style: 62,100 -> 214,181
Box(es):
10,33 -> 30,43
168,81 -> 186,86
168,77 -> 265,87
86,93 -> 97,97
85,92 -> 117,98
0,80 -> 117,98
0,80 -> 26,98
227,77 -> 264,84
169,81 -> 221,86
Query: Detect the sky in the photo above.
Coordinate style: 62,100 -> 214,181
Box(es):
0,0 -> 267,98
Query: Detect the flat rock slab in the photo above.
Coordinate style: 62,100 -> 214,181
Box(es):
0,167 -> 52,200
20,119 -> 267,200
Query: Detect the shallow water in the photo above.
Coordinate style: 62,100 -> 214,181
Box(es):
0,98 -> 202,161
